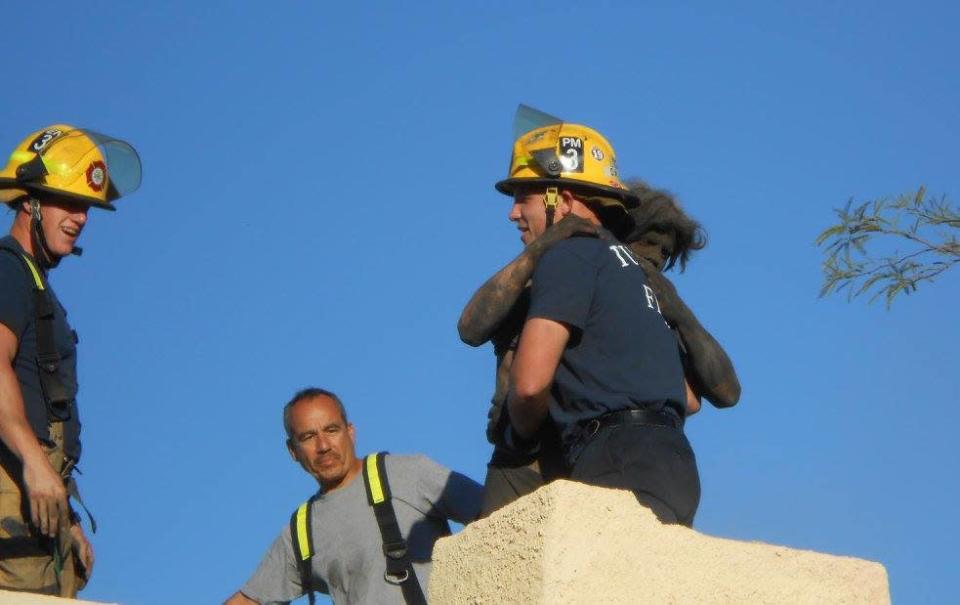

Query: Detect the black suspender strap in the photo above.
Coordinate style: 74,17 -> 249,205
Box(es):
362,452 -> 427,605
0,247 -> 72,410
32,286 -> 72,412
289,495 -> 318,605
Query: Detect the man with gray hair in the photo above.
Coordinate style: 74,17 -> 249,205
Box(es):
225,388 -> 481,605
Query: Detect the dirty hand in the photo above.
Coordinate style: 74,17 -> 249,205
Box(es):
70,522 -> 95,581
532,215 -> 599,256
637,257 -> 683,325
22,456 -> 68,538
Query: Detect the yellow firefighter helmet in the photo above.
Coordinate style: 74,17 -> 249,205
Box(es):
0,124 -> 142,211
495,105 -> 637,207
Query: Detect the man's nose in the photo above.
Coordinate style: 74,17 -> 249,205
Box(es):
508,202 -> 522,221
73,207 -> 89,226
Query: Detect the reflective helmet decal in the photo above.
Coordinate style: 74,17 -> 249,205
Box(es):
29,128 -> 65,154
85,160 -> 107,192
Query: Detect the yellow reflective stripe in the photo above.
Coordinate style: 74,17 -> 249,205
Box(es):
10,150 -> 34,164
20,255 -> 44,290
366,454 -> 385,504
295,502 -> 311,560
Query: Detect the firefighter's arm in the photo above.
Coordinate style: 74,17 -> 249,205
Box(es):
0,322 -> 68,537
458,216 -> 598,346
508,317 -> 569,439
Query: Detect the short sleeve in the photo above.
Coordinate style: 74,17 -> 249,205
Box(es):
0,253 -> 31,338
527,239 -> 599,330
393,455 -> 482,524
240,527 -> 306,605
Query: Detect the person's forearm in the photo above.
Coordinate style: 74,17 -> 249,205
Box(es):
508,317 -> 569,437
458,249 -> 539,347
670,307 -> 741,407
0,359 -> 69,537
459,217 -> 598,346
0,365 -> 50,466
506,388 -> 550,439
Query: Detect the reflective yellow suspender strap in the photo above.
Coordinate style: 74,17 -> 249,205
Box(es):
362,452 -> 427,605
289,495 -> 317,605
19,254 -> 45,290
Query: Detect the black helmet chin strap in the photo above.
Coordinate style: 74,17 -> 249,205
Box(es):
29,199 -> 57,268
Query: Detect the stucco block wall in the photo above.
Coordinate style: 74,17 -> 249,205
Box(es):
0,590 -> 114,604
429,480 -> 889,604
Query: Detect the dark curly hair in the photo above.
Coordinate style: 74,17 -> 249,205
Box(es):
624,179 -> 707,272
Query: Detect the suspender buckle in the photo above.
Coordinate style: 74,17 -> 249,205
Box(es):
383,540 -> 408,560
385,569 -> 411,585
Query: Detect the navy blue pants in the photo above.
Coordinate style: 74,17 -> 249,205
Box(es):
569,422 -> 701,527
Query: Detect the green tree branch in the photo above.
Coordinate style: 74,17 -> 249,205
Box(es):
816,186 -> 960,307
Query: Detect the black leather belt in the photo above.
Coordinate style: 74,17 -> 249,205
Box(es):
564,406 -> 686,468
584,408 -> 684,436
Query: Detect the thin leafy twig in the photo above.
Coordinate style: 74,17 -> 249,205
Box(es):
816,187 -> 960,307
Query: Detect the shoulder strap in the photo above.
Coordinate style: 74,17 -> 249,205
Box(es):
362,452 -> 427,605
0,247 -> 71,408
289,495 -> 318,605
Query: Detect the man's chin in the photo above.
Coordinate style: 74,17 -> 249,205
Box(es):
48,239 -> 77,258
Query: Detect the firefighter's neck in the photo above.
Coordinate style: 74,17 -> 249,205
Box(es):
9,210 -> 37,258
564,196 -> 602,226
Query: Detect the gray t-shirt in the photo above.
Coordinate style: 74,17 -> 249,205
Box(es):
241,454 -> 481,605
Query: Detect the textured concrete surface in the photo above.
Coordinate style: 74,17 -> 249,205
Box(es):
0,590 -> 114,604
429,480 -> 890,604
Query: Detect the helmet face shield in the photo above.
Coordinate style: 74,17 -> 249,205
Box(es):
0,125 -> 142,209
84,131 -> 142,198
513,104 -> 562,140
38,130 -> 142,200
512,104 -> 567,178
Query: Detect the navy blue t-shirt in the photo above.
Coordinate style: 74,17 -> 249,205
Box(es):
527,231 -> 686,438
0,236 -> 81,460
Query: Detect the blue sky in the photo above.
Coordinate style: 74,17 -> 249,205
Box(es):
4,2 -> 958,603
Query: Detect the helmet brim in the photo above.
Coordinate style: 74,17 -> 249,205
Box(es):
495,177 -> 640,208
0,179 -> 116,211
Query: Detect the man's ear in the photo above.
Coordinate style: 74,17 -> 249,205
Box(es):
286,438 -> 299,462
348,423 -> 356,445
556,189 -> 577,219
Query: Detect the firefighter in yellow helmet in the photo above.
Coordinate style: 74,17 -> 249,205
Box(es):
460,106 -> 702,521
0,124 -> 141,596
494,105 -> 639,238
